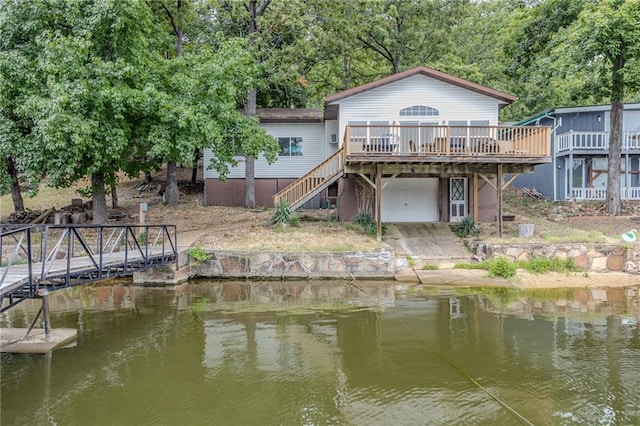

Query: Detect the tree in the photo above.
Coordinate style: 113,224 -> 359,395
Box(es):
0,0 -> 60,213
501,0 -> 588,119
22,0 -> 166,223
242,0 -> 270,209
554,0 -> 640,215
152,0 -> 190,206
214,0 -> 313,208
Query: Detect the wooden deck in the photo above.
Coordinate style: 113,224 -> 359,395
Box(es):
273,124 -> 551,214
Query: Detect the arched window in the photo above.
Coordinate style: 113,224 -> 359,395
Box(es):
399,105 -> 439,117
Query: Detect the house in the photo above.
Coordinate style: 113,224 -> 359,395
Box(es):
203,66 -> 551,237
513,104 -> 640,201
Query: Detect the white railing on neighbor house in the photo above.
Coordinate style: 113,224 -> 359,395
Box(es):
568,186 -> 640,200
557,131 -> 640,153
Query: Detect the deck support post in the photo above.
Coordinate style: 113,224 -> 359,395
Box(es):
497,164 -> 503,238
473,173 -> 478,222
376,164 -> 382,242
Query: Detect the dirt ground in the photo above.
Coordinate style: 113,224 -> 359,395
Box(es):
110,170 -> 382,252
514,270 -> 640,289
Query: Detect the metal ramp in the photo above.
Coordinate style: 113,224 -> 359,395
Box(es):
1,224 -> 177,313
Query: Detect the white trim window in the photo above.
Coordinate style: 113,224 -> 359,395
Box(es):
278,137 -> 303,156
399,105 -> 439,117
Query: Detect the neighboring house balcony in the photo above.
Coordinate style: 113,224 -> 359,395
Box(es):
556,131 -> 640,155
568,187 -> 640,201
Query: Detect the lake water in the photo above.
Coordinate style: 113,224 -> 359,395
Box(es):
1,280 -> 639,425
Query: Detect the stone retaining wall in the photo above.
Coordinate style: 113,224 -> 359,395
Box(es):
134,248 -> 395,283
192,249 -> 395,279
469,241 -> 640,273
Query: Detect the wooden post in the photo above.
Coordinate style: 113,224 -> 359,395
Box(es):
139,202 -> 147,226
473,173 -> 478,222
497,164 -> 503,238
38,288 -> 51,337
376,164 -> 382,242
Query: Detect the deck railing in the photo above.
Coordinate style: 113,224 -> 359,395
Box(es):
568,186 -> 640,201
557,131 -> 640,153
344,125 -> 550,157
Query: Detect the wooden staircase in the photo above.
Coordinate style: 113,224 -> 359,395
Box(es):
273,148 -> 344,210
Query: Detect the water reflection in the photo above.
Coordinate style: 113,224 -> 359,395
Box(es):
1,281 -> 639,425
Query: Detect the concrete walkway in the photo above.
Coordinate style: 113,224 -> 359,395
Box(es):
384,223 -> 472,266
384,223 -> 488,285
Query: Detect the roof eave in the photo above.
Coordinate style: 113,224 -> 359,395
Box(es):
325,66 -> 517,105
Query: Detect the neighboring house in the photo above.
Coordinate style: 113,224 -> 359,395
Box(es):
513,104 -> 640,201
203,66 -> 551,232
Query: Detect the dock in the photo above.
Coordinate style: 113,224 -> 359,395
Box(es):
0,328 -> 78,354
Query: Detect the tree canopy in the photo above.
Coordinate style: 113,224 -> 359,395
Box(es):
2,0 -> 640,217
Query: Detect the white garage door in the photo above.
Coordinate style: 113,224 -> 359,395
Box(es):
381,178 -> 438,222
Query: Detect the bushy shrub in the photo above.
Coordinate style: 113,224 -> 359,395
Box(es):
485,256 -> 517,279
454,216 -> 478,238
522,255 -> 550,274
518,255 -> 581,274
270,199 -> 299,227
188,246 -> 210,265
352,212 -> 385,237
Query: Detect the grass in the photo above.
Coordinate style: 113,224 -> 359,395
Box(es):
454,255 -> 582,279
421,263 -> 438,270
1,184 -> 84,214
479,217 -> 608,244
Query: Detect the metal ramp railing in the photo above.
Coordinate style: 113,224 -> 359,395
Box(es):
0,224 -> 177,313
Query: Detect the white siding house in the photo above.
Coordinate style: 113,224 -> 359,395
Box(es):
203,66 -> 550,228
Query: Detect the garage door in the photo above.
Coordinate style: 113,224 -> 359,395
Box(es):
381,178 -> 438,222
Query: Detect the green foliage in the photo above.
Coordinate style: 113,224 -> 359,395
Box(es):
454,216 -> 478,238
352,212 -> 385,237
456,255 -> 581,280
517,256 -> 581,274
485,256 -> 518,279
421,263 -> 438,271
455,257 -> 516,278
406,256 -> 416,268
270,199 -> 299,227
188,246 -> 210,265
453,262 -> 485,270
137,231 -> 147,246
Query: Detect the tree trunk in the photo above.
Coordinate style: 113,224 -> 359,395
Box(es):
342,55 -> 351,90
607,100 -> 623,215
92,171 -> 108,224
6,157 -> 25,213
144,170 -> 153,183
191,148 -> 200,184
243,0 -> 265,209
166,160 -> 179,205
110,181 -> 118,209
606,51 -> 625,216
244,86 -> 257,209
